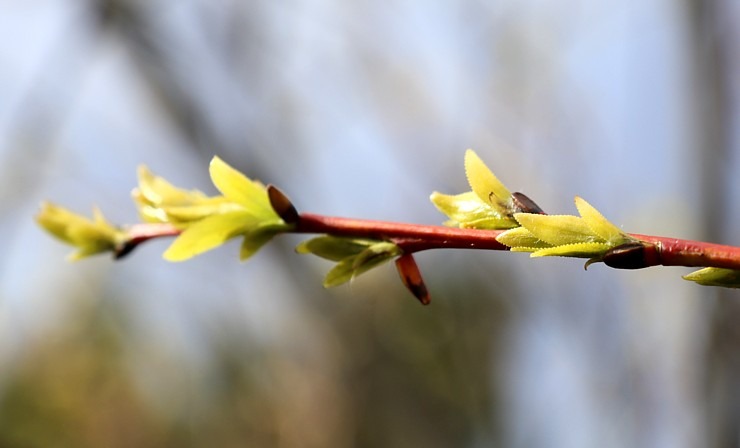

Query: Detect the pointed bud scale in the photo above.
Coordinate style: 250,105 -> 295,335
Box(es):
602,242 -> 651,269
395,254 -> 431,305
511,192 -> 546,215
267,185 -> 299,224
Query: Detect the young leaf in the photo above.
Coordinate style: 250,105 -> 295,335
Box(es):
323,242 -> 401,287
530,242 -> 611,259
464,149 -> 512,211
209,156 -> 274,218
133,165 -> 233,224
296,236 -> 375,262
134,165 -> 211,207
239,222 -> 291,261
36,203 -> 124,260
514,213 -> 603,247
163,211 -> 257,261
683,268 -> 740,288
430,191 -> 518,229
574,197 -> 633,245
496,227 -> 552,250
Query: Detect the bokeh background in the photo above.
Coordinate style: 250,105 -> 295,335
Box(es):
0,0 -> 738,446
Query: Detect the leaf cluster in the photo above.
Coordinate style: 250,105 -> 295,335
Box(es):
432,150 -> 636,269
36,150 -> 740,297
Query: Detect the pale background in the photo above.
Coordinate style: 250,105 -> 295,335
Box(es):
0,1 -> 738,447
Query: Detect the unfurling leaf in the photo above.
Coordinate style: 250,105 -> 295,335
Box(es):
496,227 -> 552,251
297,237 -> 401,288
430,150 -> 522,230
530,242 -> 611,259
514,213 -> 601,246
465,149 -> 512,211
36,203 -> 125,260
322,242 -> 401,287
430,191 -> 518,230
574,196 -> 633,245
239,223 -> 288,261
136,158 -> 292,262
209,156 -> 274,219
163,211 -> 258,261
501,198 -> 641,266
296,236 -> 377,261
133,165 -> 233,225
683,267 -> 740,288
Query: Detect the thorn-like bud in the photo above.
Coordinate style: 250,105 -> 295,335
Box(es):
395,253 -> 431,305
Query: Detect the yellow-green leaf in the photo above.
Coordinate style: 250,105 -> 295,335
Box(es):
163,211 -> 256,261
36,203 -> 123,260
323,242 -> 401,287
240,231 -> 275,261
209,157 -> 273,218
296,236 -> 376,262
238,222 -> 290,261
683,267 -> 740,288
530,242 -> 611,259
158,203 -> 244,223
514,213 -> 603,246
430,191 -> 517,230
574,197 -> 633,245
464,149 -> 512,212
496,226 -> 552,250
134,165 -> 211,207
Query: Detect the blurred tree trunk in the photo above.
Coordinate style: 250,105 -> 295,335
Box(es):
688,0 -> 740,446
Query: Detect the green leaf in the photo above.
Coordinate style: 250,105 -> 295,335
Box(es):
209,156 -> 274,218
134,165 -> 211,207
240,231 -> 275,261
239,222 -> 290,261
163,211 -> 257,261
133,165 -> 234,224
574,196 -> 633,245
323,242 -> 401,287
155,203 -> 244,224
496,226 -> 553,250
683,268 -> 740,288
296,236 -> 376,261
465,149 -> 513,213
36,202 -> 123,260
514,213 -> 603,247
530,242 -> 611,259
429,191 -> 517,230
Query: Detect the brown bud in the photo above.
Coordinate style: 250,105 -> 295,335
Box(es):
267,185 -> 299,224
395,253 -> 431,305
511,192 -> 546,215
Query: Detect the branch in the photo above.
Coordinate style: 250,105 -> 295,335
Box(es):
36,150 -> 740,305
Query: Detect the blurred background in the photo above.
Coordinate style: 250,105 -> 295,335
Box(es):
0,0 -> 738,446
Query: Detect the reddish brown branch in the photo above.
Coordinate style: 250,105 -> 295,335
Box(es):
634,234 -> 740,270
116,214 -> 740,271
294,213 -> 509,252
